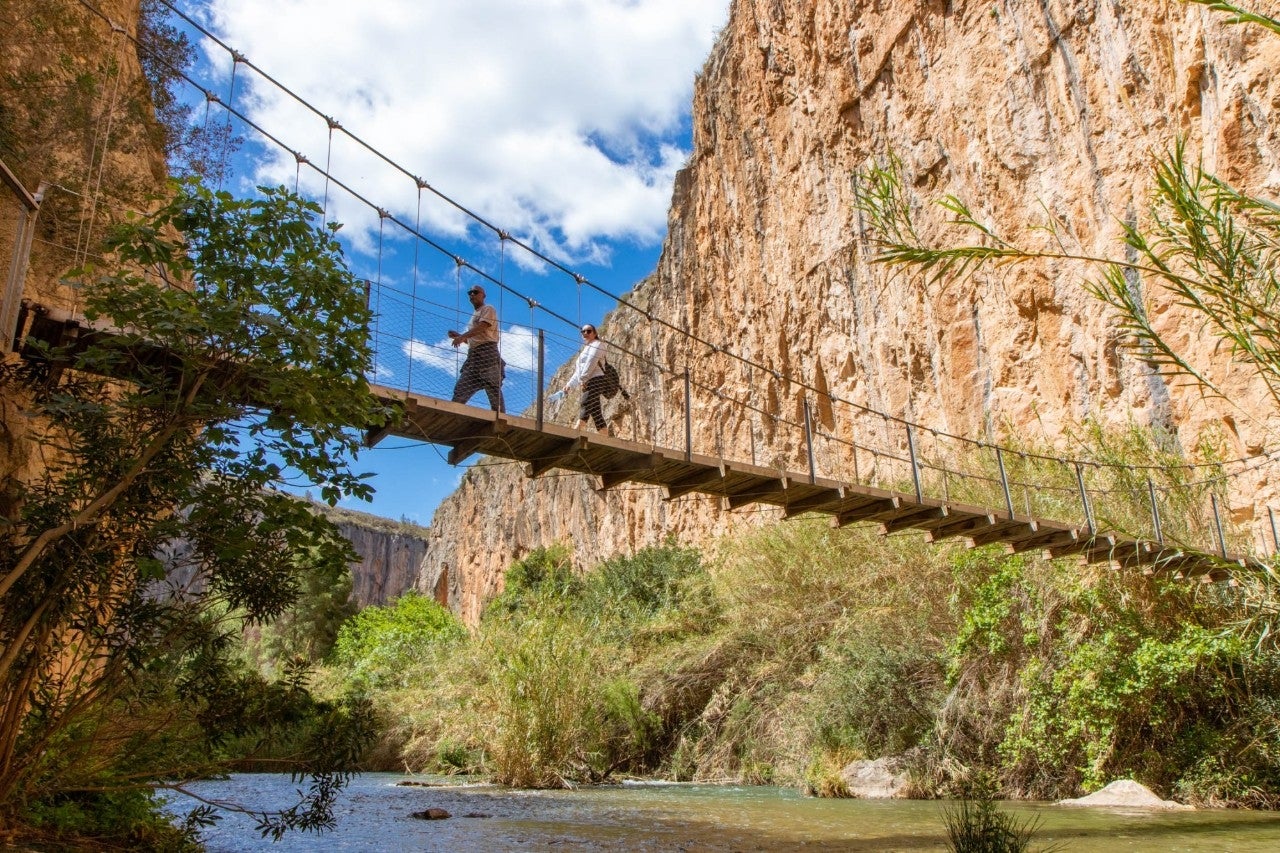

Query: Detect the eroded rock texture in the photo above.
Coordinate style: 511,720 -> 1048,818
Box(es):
447,1 -> 1277,621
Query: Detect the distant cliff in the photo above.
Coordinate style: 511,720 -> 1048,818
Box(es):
314,504 -> 432,608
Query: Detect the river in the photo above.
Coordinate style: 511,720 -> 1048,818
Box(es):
165,773 -> 1280,851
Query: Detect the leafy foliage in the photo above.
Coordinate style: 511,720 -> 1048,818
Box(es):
331,591 -> 465,690
0,180 -> 390,843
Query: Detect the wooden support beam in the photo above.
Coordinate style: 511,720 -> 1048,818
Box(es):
525,436 -> 587,478
597,453 -> 663,492
969,519 -> 1037,547
1045,534 -> 1119,563
926,512 -> 996,542
725,476 -> 793,510
447,435 -> 489,466
782,488 -> 845,518
364,424 -> 393,448
1082,536 -> 1120,564
663,463 -> 729,500
881,505 -> 949,534
1107,540 -> 1156,569
1010,527 -> 1079,554
831,496 -> 901,528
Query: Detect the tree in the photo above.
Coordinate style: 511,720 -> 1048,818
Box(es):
0,179 -> 392,844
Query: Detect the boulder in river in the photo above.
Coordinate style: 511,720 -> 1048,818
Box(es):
409,808 -> 452,820
838,757 -> 909,799
1058,780 -> 1191,810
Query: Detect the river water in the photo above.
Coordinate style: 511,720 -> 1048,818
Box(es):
166,773 -> 1280,851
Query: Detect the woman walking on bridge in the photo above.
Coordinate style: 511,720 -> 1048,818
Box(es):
555,324 -> 609,436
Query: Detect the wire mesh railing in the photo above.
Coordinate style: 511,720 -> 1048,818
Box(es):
366,274 -> 1276,564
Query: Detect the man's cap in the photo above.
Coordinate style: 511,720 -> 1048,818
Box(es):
467,285 -> 485,296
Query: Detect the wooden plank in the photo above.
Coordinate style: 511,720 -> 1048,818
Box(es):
525,436 -> 587,479
664,463 -> 729,500
597,452 -> 663,491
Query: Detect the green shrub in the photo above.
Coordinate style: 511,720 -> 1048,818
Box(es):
331,592 -> 465,689
943,772 -> 1045,853
486,544 -> 580,616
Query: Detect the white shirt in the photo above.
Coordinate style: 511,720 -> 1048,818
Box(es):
567,339 -> 606,389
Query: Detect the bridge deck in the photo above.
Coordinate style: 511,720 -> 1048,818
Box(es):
6,305 -> 1241,581
374,386 -> 1234,581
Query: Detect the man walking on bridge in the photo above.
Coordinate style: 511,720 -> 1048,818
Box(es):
449,285 -> 504,412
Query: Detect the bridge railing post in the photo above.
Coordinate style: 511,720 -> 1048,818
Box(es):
1147,477 -> 1164,547
1075,462 -> 1096,536
1270,507 -> 1279,556
803,398 -> 816,484
995,446 -> 1014,518
1211,492 -> 1228,559
536,329 -> 545,431
906,423 -> 923,503
683,368 -> 692,462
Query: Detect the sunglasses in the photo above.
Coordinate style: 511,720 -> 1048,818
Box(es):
581,328 -> 595,335
467,290 -> 482,296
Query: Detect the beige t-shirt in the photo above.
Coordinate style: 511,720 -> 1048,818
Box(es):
467,304 -> 499,345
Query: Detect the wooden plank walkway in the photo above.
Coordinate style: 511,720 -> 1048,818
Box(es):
7,306 -> 1243,582
371,386 -> 1239,581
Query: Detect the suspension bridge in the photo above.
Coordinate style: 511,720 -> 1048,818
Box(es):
4,0 -> 1278,582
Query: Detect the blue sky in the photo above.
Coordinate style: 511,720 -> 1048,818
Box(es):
180,0 -> 732,525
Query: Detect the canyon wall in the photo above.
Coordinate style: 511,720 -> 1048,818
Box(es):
321,507 -> 432,607
422,0 -> 1280,623
2,0 -> 165,500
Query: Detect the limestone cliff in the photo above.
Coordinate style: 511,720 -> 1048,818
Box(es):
421,0 -> 1280,624
2,0 -> 167,496
317,505 -> 432,607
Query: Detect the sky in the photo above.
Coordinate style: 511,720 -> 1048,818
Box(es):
182,0 -> 733,525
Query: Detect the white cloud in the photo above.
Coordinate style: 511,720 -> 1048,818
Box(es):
403,337 -> 461,376
201,0 -> 728,264
401,323 -> 539,376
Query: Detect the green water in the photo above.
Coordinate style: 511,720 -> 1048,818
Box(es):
171,773 -> 1280,851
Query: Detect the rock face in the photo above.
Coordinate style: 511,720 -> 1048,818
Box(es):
2,0 -> 166,497
423,0 -> 1280,623
322,508 -> 432,608
839,757 -> 910,799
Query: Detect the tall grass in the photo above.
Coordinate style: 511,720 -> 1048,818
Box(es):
311,436 -> 1280,805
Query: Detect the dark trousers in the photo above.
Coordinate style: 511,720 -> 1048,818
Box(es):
578,374 -> 607,429
452,342 -> 504,412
